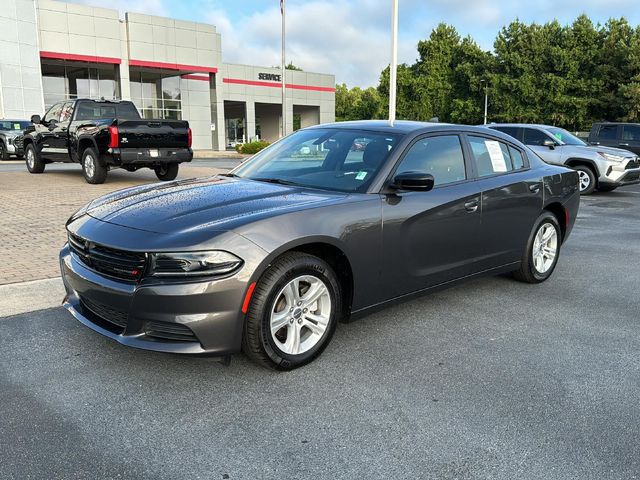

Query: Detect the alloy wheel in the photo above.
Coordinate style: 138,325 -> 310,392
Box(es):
270,275 -> 332,355
578,170 -> 591,192
27,149 -> 34,169
84,154 -> 95,179
532,222 -> 558,274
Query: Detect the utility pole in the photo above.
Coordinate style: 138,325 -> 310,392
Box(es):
388,0 -> 398,127
481,79 -> 489,125
281,0 -> 286,137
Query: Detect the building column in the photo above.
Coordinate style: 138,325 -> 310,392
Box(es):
284,97 -> 294,136
119,22 -> 131,100
245,100 -> 256,142
213,74 -> 226,151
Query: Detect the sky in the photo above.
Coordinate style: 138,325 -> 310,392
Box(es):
68,0 -> 640,87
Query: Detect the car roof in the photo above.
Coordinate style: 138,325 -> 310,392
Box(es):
486,123 -> 557,129
310,120 -> 509,136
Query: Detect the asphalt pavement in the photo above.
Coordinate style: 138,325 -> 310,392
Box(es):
1,184 -> 639,480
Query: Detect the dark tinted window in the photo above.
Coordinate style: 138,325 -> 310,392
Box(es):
468,136 -> 514,176
0,121 -> 31,131
397,135 -> 466,186
522,128 -> 551,146
492,126 -> 521,141
75,102 -> 141,121
622,125 -> 640,141
597,125 -> 618,141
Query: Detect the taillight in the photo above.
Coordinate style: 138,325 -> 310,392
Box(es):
187,127 -> 192,148
108,125 -> 119,148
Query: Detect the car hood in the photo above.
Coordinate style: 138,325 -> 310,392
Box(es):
580,144 -> 636,157
85,176 -> 347,234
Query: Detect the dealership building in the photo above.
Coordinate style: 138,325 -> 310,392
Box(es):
0,0 -> 336,150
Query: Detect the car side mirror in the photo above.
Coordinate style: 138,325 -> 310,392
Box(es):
30,114 -> 41,125
391,172 -> 435,192
543,139 -> 556,149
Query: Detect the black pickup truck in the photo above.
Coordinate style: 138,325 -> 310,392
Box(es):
21,99 -> 192,184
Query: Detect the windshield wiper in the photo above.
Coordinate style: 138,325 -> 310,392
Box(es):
252,177 -> 301,186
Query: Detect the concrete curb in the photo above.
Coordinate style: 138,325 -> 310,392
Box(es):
0,277 -> 65,318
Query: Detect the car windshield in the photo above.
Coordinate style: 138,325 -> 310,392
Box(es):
546,127 -> 586,146
232,128 -> 402,193
0,121 -> 30,131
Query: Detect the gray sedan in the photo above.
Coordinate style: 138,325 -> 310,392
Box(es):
60,121 -> 580,369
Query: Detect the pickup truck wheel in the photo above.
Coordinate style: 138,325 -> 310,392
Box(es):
512,212 -> 561,284
82,148 -> 107,184
155,163 -> 179,181
0,142 -> 8,160
597,185 -> 617,192
574,165 -> 596,195
25,144 -> 45,173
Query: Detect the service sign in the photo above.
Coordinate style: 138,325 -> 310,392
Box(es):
258,72 -> 282,82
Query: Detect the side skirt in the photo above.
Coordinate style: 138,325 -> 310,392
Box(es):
343,261 -> 520,323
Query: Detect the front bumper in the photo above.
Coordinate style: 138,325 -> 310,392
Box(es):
599,162 -> 640,187
60,244 -> 248,355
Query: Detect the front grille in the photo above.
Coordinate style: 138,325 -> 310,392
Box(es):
80,296 -> 128,331
145,320 -> 198,342
625,158 -> 640,169
69,233 -> 147,281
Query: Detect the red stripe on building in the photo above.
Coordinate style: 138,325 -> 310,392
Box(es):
181,74 -> 210,81
223,78 -> 335,92
40,51 -> 121,64
129,59 -> 218,73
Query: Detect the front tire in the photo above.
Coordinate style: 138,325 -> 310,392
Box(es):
0,142 -> 8,160
25,144 -> 45,173
575,165 -> 596,195
242,252 -> 342,370
513,212 -> 561,284
82,148 -> 107,184
155,163 -> 179,181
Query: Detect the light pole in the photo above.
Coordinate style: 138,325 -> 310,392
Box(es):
480,79 -> 489,125
281,0 -> 286,137
388,0 -> 398,127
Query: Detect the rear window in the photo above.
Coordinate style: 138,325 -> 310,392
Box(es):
75,102 -> 141,121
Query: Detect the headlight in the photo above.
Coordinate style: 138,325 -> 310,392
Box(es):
598,152 -> 625,163
149,251 -> 243,277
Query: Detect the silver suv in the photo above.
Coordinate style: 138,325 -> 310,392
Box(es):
486,124 -> 640,194
0,119 -> 31,160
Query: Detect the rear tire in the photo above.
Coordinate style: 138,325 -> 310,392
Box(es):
513,212 -> 561,284
81,148 -> 107,184
242,252 -> 342,370
597,185 -> 617,192
25,144 -> 45,173
155,163 -> 179,181
574,165 -> 596,195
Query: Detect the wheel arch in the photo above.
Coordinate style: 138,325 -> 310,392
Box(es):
251,237 -> 355,320
543,202 -> 567,242
77,137 -> 99,162
565,157 -> 599,180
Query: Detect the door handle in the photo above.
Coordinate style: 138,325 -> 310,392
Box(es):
592,142 -> 600,145
529,183 -> 541,194
464,200 -> 479,213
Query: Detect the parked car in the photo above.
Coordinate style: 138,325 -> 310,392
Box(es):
0,119 -> 31,160
486,123 -> 640,194
22,99 -> 193,184
60,121 -> 580,370
588,122 -> 640,156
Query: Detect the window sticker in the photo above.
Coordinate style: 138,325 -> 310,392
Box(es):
13,124 -> 21,130
485,140 -> 508,172
355,171 -> 368,180
554,133 -> 563,141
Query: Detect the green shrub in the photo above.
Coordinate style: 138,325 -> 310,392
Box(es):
240,140 -> 270,154
234,143 -> 243,153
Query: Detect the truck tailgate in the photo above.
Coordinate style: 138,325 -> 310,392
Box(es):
117,120 -> 190,149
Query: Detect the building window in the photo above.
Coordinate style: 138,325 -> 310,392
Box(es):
41,60 -> 120,108
129,70 -> 182,120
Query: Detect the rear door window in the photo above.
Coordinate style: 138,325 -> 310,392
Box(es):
468,136 -> 524,177
622,125 -> 640,141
